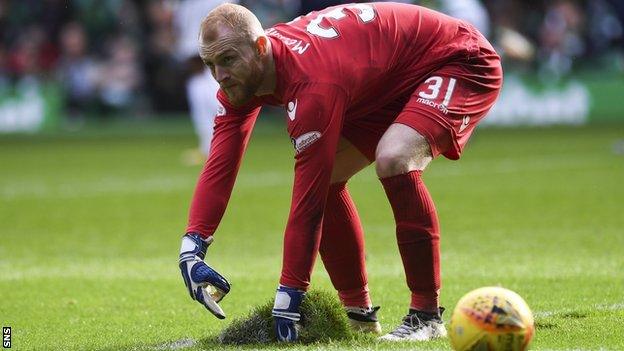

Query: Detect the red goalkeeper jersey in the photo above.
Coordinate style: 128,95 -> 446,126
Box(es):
186,2 -> 497,288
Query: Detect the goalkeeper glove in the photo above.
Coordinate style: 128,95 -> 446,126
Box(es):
179,233 -> 230,319
272,285 -> 305,342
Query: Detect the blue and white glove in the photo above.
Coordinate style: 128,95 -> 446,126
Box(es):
179,233 -> 231,319
272,285 -> 305,342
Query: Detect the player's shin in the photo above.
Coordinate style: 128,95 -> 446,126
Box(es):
380,170 -> 441,313
320,182 -> 371,308
272,285 -> 306,342
319,182 -> 381,333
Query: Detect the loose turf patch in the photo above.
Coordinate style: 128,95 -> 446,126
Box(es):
219,289 -> 353,345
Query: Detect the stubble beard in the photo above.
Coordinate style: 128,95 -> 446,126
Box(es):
227,61 -> 264,107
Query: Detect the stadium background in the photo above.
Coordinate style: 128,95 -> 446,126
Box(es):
0,0 -> 622,132
1,1 -> 623,350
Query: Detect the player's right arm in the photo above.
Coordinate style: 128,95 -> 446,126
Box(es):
179,90 -> 261,318
186,90 -> 261,237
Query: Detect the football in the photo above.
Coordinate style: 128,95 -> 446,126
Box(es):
449,287 -> 535,351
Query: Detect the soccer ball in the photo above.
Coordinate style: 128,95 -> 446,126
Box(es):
449,287 -> 534,351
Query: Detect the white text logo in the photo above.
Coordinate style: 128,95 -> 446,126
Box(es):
416,97 -> 449,114
291,131 -> 321,153
266,28 -> 310,54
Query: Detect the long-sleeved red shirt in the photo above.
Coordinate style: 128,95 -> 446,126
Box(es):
186,3 -> 485,288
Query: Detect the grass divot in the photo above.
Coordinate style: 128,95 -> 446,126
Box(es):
219,289 -> 353,345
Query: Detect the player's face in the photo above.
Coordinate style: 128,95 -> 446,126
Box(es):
201,26 -> 264,106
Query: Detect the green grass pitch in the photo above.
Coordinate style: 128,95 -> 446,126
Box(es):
1,119 -> 623,350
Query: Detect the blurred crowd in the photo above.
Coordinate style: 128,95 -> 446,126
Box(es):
0,0 -> 622,118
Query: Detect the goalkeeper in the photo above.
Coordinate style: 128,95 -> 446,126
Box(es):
178,2 -> 502,342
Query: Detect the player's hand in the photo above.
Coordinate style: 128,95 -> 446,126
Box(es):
272,285 -> 305,342
179,233 -> 231,319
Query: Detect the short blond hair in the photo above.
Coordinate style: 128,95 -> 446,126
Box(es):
199,3 -> 264,49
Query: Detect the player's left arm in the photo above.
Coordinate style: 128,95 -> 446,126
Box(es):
272,84 -> 349,341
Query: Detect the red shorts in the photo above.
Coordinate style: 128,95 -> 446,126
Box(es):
342,39 -> 502,161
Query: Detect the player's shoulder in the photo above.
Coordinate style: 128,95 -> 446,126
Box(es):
266,25 -> 343,91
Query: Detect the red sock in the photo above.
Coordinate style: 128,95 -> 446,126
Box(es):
380,170 -> 440,313
319,182 -> 371,307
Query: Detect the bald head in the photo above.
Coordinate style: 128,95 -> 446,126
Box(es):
197,3 -> 274,106
199,3 -> 264,60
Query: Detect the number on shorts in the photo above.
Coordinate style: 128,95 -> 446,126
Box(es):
418,76 -> 457,106
306,4 -> 376,39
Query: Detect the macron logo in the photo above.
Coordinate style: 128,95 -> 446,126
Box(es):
415,97 -> 449,114
287,99 -> 298,121
459,115 -> 470,132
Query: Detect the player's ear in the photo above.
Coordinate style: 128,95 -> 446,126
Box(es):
255,36 -> 268,56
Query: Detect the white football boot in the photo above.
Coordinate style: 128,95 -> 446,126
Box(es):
380,308 -> 447,341
345,306 -> 382,334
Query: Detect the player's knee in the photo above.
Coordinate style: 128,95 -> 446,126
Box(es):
375,147 -> 411,178
375,124 -> 433,178
375,143 -> 432,178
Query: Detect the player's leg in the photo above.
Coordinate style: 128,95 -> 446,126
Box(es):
375,125 -> 449,343
329,137 -> 372,184
320,138 -> 381,332
376,124 -> 433,178
377,123 -> 440,309
378,48 -> 503,341
321,139 -> 372,296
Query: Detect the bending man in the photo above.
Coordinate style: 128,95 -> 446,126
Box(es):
178,2 -> 502,342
